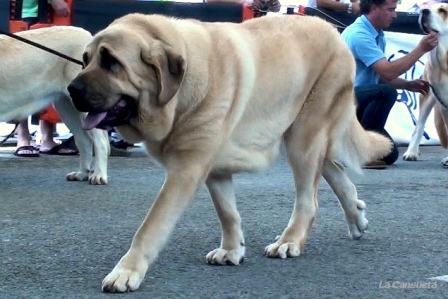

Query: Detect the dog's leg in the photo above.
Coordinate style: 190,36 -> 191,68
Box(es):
52,95 -> 96,182
264,129 -> 324,259
323,159 -> 368,239
205,174 -> 245,265
88,128 -> 110,185
403,95 -> 436,161
102,163 -> 204,293
437,107 -> 448,167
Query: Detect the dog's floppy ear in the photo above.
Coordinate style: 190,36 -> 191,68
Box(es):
142,44 -> 186,106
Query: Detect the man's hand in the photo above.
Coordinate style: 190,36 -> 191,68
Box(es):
417,31 -> 438,53
50,0 -> 70,17
352,2 -> 360,15
405,79 -> 431,94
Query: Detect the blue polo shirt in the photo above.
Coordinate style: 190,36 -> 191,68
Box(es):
341,15 -> 386,87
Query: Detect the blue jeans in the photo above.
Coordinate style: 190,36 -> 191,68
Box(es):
22,17 -> 39,28
354,84 -> 399,165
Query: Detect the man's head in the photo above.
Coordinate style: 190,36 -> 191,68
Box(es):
361,0 -> 398,29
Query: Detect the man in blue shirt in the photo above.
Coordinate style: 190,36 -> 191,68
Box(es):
341,0 -> 438,168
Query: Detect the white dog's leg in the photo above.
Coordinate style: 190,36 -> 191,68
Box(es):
102,164 -> 203,292
403,95 -> 436,161
88,128 -> 110,185
205,174 -> 245,265
53,95 -> 109,184
52,95 -> 93,182
322,159 -> 368,239
437,107 -> 448,167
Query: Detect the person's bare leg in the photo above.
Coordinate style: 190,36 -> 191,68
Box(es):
39,120 -> 76,154
15,119 -> 38,156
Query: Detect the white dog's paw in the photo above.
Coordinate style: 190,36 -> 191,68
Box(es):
66,171 -> 89,182
206,246 -> 246,265
402,150 -> 419,161
441,157 -> 448,168
347,200 -> 369,240
88,172 -> 108,185
264,236 -> 301,259
102,265 -> 144,293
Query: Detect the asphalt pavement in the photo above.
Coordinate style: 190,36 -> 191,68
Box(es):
0,145 -> 447,299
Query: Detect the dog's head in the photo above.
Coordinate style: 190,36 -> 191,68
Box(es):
68,14 -> 186,137
419,3 -> 448,35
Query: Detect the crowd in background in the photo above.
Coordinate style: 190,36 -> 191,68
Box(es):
1,0 -> 442,164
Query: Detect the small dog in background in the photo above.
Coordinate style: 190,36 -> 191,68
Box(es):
403,3 -> 448,166
0,26 -> 110,184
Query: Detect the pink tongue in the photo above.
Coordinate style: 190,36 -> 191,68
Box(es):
82,112 -> 108,130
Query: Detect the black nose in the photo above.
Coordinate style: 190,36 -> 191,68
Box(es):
67,81 -> 86,100
67,80 -> 90,112
421,8 -> 430,16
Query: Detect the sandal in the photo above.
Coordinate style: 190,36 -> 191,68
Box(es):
40,143 -> 79,156
362,160 -> 387,170
13,146 -> 40,157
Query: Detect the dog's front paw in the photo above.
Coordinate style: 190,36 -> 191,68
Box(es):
206,246 -> 245,265
66,171 -> 89,182
264,236 -> 301,259
402,150 -> 419,161
102,252 -> 149,293
102,266 -> 143,293
88,172 -> 108,185
347,200 -> 369,240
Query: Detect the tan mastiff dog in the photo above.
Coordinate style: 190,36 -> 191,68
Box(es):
68,14 -> 391,292
403,3 -> 448,165
0,26 -> 109,184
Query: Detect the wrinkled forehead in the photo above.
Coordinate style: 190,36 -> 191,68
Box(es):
430,2 -> 448,12
86,26 -> 144,58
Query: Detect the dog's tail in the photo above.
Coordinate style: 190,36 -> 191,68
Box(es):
434,104 -> 448,149
331,107 -> 393,173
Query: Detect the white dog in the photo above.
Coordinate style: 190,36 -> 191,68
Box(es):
0,26 -> 109,184
403,3 -> 448,165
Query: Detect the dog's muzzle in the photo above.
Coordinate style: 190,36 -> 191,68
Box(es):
68,81 -> 90,112
419,9 -> 439,34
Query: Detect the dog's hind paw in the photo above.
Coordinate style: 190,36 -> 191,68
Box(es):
264,236 -> 301,259
66,171 -> 89,182
206,246 -> 245,265
88,172 -> 108,185
347,200 -> 369,240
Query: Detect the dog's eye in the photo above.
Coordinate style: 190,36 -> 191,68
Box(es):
100,46 -> 121,73
438,8 -> 447,18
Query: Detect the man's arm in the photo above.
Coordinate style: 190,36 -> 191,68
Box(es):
49,0 -> 70,16
316,0 -> 360,14
386,77 -> 408,89
372,49 -> 427,82
372,32 -> 438,82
